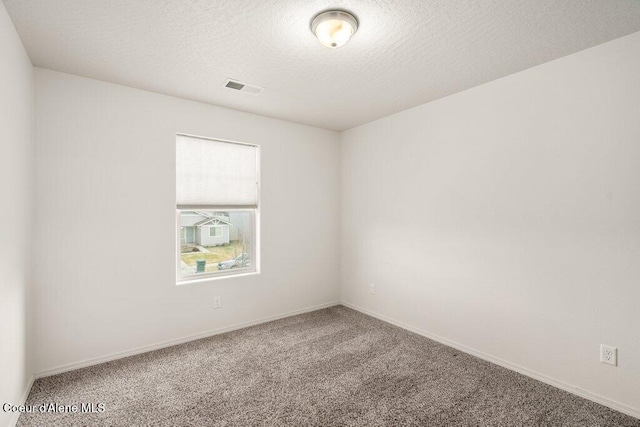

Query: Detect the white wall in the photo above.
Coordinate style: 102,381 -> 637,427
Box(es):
341,32 -> 640,415
0,3 -> 33,426
34,69 -> 340,374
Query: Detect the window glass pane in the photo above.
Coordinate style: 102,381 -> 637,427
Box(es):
179,210 -> 254,277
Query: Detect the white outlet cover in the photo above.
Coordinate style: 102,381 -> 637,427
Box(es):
369,283 -> 376,294
600,344 -> 617,366
213,296 -> 221,309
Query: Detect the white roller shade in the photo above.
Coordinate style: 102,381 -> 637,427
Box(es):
176,134 -> 258,208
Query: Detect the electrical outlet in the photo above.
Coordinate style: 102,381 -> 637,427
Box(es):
600,344 -> 617,366
369,283 -> 376,294
213,296 -> 221,309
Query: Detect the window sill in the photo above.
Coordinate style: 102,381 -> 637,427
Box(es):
176,270 -> 260,286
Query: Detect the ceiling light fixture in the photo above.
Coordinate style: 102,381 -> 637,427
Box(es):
310,10 -> 358,49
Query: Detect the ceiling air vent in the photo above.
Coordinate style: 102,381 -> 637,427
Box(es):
223,79 -> 264,96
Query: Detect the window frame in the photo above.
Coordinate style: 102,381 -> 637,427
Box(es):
175,134 -> 260,285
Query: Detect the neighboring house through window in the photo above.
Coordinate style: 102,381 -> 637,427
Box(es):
176,134 -> 259,281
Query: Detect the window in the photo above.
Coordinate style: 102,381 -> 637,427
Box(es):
209,226 -> 222,237
176,134 -> 259,282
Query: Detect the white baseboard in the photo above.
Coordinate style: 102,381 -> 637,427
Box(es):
341,301 -> 640,420
8,374 -> 35,427
35,301 -> 340,379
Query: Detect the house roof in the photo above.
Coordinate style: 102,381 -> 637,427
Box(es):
194,217 -> 232,227
179,211 -> 232,227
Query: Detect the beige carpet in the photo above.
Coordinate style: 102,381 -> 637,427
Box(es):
18,306 -> 640,426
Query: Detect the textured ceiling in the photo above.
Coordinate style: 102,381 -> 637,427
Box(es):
5,0 -> 640,131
